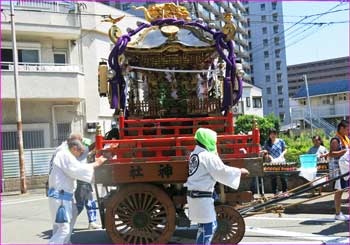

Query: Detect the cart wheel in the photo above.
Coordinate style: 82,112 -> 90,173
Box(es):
105,184 -> 176,244
213,205 -> 245,244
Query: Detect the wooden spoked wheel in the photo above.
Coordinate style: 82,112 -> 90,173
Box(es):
213,205 -> 245,244
105,184 -> 176,244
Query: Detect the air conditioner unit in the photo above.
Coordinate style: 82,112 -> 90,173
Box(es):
232,106 -> 241,114
86,122 -> 97,133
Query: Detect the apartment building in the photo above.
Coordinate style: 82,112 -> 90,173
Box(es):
1,1 -> 143,149
288,56 -> 350,97
243,1 -> 290,124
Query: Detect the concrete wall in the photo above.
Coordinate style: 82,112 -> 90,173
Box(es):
2,71 -> 85,99
2,100 -> 83,147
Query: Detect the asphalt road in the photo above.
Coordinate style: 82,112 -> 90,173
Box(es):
1,189 -> 349,244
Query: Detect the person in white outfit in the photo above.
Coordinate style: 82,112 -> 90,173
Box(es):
185,128 -> 249,244
48,140 -> 106,244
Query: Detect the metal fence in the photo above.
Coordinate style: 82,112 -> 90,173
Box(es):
1,148 -> 55,178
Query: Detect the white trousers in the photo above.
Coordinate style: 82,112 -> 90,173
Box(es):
48,198 -> 78,244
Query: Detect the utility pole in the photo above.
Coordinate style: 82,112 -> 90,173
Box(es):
10,0 -> 26,194
303,74 -> 313,136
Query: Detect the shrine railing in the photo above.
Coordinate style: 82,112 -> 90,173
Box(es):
95,118 -> 261,164
127,98 -> 222,118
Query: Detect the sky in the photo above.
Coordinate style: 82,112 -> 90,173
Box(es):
282,1 -> 349,66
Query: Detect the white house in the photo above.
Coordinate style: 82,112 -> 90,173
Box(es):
1,1 -> 144,149
290,79 -> 349,135
232,81 -> 263,119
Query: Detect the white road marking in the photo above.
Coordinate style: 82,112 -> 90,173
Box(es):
2,197 -> 47,205
246,216 -> 336,222
246,226 -> 342,242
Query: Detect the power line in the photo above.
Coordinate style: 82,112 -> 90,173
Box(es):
242,8 -> 350,18
2,6 -> 349,24
248,2 -> 345,56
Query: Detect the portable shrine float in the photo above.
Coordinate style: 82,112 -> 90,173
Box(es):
92,3 -> 348,244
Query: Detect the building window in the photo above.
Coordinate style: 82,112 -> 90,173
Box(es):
275,49 -> 280,58
278,98 -> 284,108
260,3 -> 265,11
277,73 -> 282,82
267,100 -> 272,107
263,39 -> 268,47
274,36 -> 280,46
247,18 -> 250,27
264,51 -> 269,58
265,63 -> 270,70
262,27 -> 267,34
253,97 -> 262,108
266,75 -> 271,82
249,42 -> 252,50
248,30 -> 251,38
249,54 -> 253,62
57,123 -> 71,145
261,15 -> 266,22
2,130 -> 44,150
267,87 -> 271,94
54,52 -> 66,64
273,13 -> 278,22
1,48 -> 39,63
20,49 -> 39,63
279,112 -> 285,122
322,97 -> 334,105
276,61 -> 281,70
1,48 -> 13,62
277,86 -> 283,95
272,2 -> 277,10
246,7 -> 249,14
273,25 -> 279,34
246,97 -> 251,107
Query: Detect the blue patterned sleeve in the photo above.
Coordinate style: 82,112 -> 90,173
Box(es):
280,139 -> 286,151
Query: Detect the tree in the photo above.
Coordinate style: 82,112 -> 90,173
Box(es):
235,114 -> 280,145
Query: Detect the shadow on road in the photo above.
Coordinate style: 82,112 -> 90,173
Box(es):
38,230 -> 51,240
312,221 -> 350,236
71,229 -> 112,244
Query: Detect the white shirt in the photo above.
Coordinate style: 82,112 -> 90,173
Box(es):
184,145 -> 241,223
48,149 -> 94,194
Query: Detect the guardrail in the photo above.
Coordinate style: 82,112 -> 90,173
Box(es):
1,148 -> 55,179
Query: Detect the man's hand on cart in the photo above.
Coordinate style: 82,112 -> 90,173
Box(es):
93,156 -> 107,168
240,168 -> 250,176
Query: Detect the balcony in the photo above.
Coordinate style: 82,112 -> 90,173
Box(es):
1,1 -> 76,13
2,62 -> 84,100
291,102 -> 350,120
197,8 -> 211,21
233,1 -> 246,12
218,1 -> 231,13
1,1 -> 80,39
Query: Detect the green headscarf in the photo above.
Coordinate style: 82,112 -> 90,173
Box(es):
82,137 -> 92,147
195,128 -> 217,153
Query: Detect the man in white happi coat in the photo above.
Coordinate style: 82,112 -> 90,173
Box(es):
185,128 -> 249,244
48,139 -> 106,244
